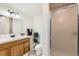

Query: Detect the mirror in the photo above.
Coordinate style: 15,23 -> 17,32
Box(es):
0,17 -> 24,35
0,17 -> 10,34
13,18 -> 24,34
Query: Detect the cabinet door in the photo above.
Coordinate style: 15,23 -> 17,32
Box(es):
0,49 -> 10,56
11,44 -> 23,56
23,42 -> 30,54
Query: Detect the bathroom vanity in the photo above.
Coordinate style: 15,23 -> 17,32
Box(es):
0,36 -> 30,56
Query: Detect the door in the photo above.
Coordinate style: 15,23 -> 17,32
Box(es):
0,49 -> 10,56
23,41 -> 30,54
51,5 -> 78,56
11,44 -> 23,56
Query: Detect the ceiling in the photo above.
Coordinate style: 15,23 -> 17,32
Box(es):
0,3 -> 42,16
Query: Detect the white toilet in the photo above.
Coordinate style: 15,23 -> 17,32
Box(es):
35,44 -> 42,56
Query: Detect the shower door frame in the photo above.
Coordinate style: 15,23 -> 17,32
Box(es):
50,4 -> 78,56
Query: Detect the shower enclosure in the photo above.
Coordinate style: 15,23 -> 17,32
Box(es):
50,4 -> 78,56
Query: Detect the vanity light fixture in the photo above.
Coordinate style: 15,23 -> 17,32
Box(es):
0,9 -> 21,19
7,9 -> 19,18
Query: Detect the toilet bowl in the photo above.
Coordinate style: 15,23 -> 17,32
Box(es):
35,44 -> 42,56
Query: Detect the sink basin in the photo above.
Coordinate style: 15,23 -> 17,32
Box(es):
10,34 -> 15,38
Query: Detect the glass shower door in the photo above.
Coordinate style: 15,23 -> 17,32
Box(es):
51,5 -> 78,56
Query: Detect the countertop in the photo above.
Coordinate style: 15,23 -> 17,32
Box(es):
0,35 -> 31,44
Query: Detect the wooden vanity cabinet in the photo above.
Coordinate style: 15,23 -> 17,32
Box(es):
0,38 -> 30,56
